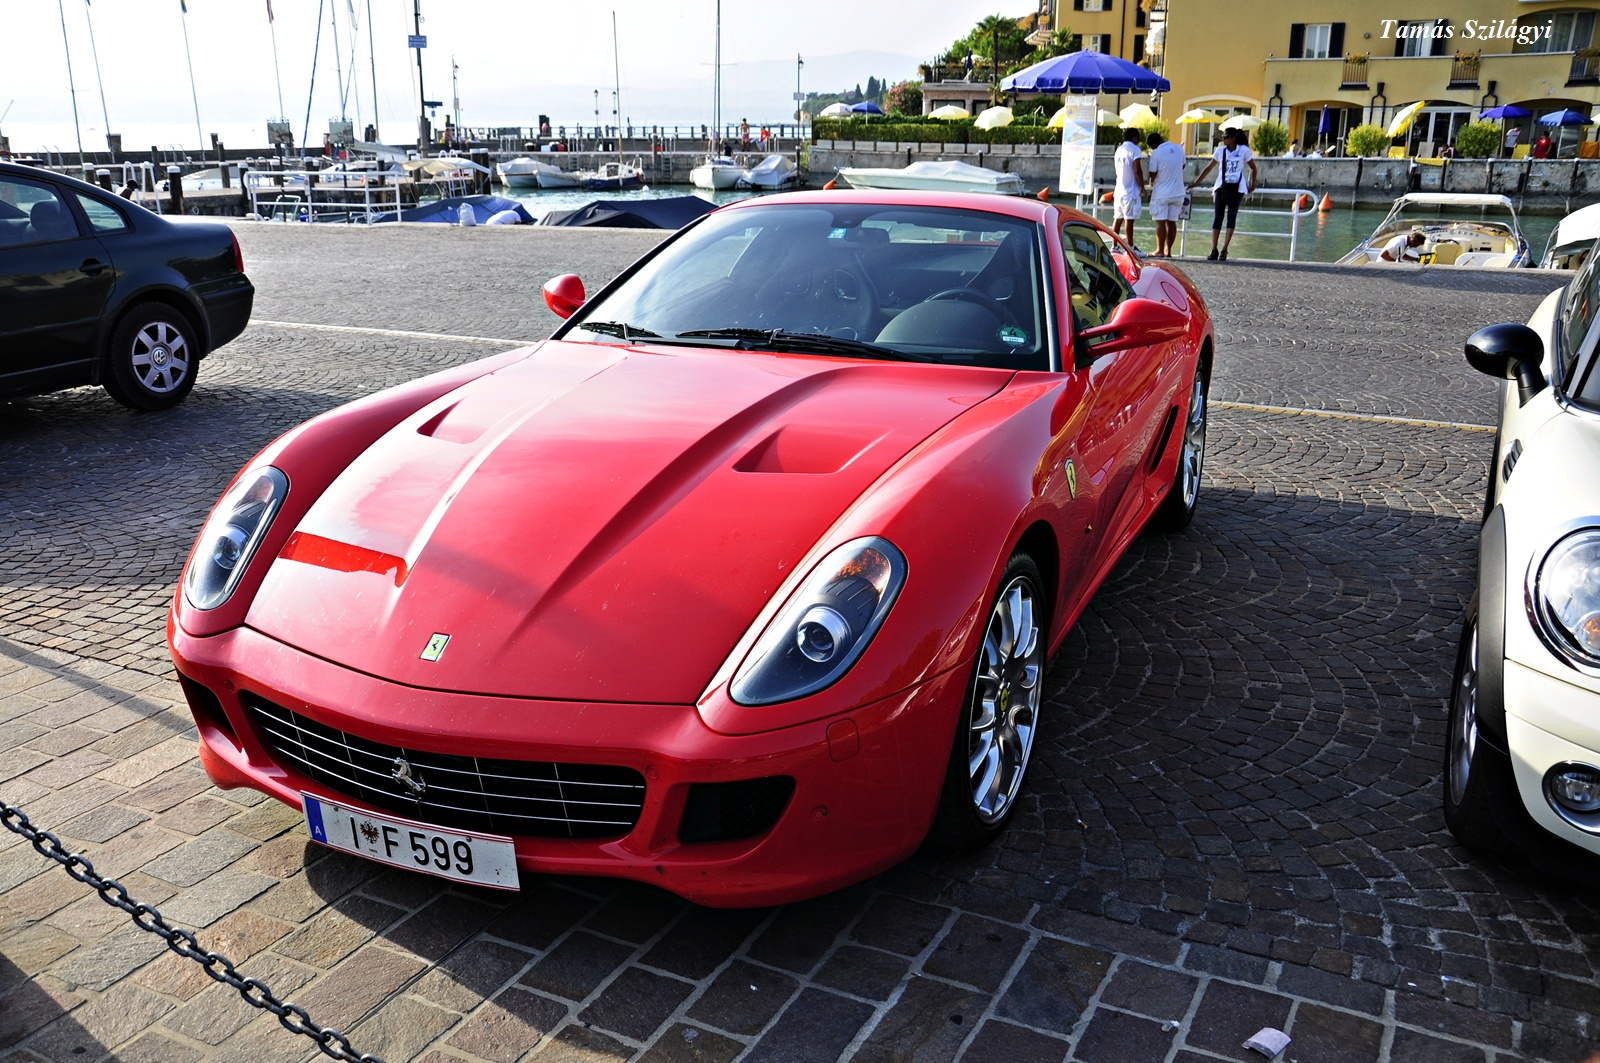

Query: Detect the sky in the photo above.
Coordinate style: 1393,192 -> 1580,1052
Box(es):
4,0 -> 1019,153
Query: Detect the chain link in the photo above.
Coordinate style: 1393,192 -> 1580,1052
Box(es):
0,797 -> 385,1063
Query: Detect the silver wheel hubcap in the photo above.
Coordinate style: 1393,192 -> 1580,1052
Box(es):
1448,623 -> 1479,806
1179,371 -> 1206,510
131,322 -> 190,394
967,575 -> 1043,825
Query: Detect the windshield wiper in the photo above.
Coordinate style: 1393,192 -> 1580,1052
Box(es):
576,320 -> 660,340
675,328 -> 932,363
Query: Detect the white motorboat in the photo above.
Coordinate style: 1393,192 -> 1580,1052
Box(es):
738,154 -> 798,190
535,166 -> 583,189
585,161 -> 645,191
1541,202 -> 1600,269
498,156 -> 566,189
836,159 -> 1024,196
1337,193 -> 1530,268
691,155 -> 747,190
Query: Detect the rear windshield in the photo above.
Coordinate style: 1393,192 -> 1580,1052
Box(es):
565,203 -> 1048,370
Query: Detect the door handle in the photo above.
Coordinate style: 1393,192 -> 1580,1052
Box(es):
79,259 -> 107,276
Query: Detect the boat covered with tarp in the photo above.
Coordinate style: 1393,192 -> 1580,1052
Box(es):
837,159 -> 1025,195
540,196 -> 718,229
373,195 -> 535,224
738,154 -> 798,190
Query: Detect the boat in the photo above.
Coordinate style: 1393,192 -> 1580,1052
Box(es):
1336,193 -> 1530,268
691,155 -> 747,190
535,167 -> 583,189
584,161 -> 645,191
836,159 -> 1025,195
498,156 -> 566,189
1540,202 -> 1600,270
738,153 -> 798,190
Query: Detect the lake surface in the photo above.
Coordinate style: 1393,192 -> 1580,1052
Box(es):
497,185 -> 1561,265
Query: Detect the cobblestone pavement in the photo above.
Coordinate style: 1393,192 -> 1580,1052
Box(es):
1,224 -> 1595,1063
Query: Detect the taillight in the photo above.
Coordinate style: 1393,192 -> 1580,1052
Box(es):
230,231 -> 244,274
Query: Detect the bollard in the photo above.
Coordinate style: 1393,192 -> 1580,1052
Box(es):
141,162 -> 156,193
168,165 -> 184,213
96,169 -> 113,192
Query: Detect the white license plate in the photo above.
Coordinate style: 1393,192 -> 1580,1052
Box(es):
302,793 -> 520,890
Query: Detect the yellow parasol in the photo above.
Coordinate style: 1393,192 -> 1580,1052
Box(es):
974,105 -> 1015,130
1119,103 -> 1158,127
1097,109 -> 1124,126
929,105 -> 969,120
1175,108 -> 1225,124
1218,113 -> 1263,132
1386,100 -> 1426,138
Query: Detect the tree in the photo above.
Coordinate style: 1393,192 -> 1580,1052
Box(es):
1455,120 -> 1500,158
866,76 -> 880,100
1345,123 -> 1391,157
1251,119 -> 1290,156
886,80 -> 924,116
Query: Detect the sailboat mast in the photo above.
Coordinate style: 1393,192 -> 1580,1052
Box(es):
714,0 -> 721,147
331,2 -> 346,122
82,0 -> 111,148
55,0 -> 83,161
367,0 -> 379,139
612,11 -> 623,167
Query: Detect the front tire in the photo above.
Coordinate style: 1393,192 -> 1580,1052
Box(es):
104,303 -> 199,411
1443,597 -> 1513,853
1151,360 -> 1207,532
930,553 -> 1047,850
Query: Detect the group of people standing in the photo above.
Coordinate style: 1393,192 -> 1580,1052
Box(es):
1112,126 -> 1259,261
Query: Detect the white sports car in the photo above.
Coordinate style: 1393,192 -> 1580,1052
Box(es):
1450,247 -> 1600,868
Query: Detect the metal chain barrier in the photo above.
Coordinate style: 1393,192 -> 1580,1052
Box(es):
0,797 -> 385,1063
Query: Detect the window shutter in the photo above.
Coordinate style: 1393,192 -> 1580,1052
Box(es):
1431,23 -> 1448,56
1073,0 -> 1083,10
1329,23 -> 1345,56
1394,27 -> 1405,57
1136,5 -> 1146,27
1134,34 -> 1145,61
1289,23 -> 1305,59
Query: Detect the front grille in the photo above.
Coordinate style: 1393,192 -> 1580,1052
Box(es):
242,692 -> 646,839
679,776 -> 795,843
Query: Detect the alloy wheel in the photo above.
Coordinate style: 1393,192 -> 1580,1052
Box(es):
1448,622 -> 1479,807
130,321 -> 191,394
1179,370 -> 1207,510
967,574 -> 1043,825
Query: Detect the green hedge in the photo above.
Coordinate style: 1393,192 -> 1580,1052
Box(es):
813,116 -> 1063,145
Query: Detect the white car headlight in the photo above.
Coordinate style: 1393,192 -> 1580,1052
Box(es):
730,537 -> 906,706
183,467 -> 288,611
1531,526 -> 1600,668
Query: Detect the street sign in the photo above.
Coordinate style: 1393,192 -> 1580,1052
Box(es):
408,34 -> 427,48
793,92 -> 806,101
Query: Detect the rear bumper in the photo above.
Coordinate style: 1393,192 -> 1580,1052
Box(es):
198,278 -> 254,352
170,622 -> 961,906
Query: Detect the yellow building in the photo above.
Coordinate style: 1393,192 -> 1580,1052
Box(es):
1150,1 -> 1600,154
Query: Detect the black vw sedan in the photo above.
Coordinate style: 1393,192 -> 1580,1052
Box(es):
0,160 -> 253,410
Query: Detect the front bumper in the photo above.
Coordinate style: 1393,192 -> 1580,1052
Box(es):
170,623 -> 961,906
1503,658 -> 1600,858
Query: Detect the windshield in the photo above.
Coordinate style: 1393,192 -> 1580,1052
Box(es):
563,203 -> 1049,370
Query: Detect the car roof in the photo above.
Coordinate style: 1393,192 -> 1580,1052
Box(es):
716,189 -> 1060,226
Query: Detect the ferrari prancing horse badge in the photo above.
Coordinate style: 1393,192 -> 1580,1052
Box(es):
420,633 -> 450,662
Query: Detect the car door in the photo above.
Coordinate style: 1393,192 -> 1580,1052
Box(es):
0,173 -> 114,395
1057,221 -> 1168,557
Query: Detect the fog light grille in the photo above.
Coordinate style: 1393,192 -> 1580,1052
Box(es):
679,777 -> 795,844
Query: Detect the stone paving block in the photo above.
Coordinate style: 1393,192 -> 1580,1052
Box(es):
1182,982 -> 1293,1062
579,965 -> 695,1042
291,946 -> 426,1031
26,981 -> 172,1061
636,1023 -> 746,1063
70,823 -> 183,881
49,924 -> 167,992
1394,993 -> 1514,1048
811,945 -> 911,1002
994,939 -> 1113,1035
0,925 -> 81,982
742,988 -> 875,1063
0,974 -> 81,1050
1096,960 -> 1199,1021
527,1025 -> 634,1062
520,931 -> 637,1002
138,830 -> 256,888
224,800 -> 303,843
274,891 -> 407,969
346,993 -> 460,1062
922,914 -> 1028,992
56,804 -> 147,845
411,937 -> 535,1012
155,867 -> 276,928
484,883 -> 603,952
156,795 -> 241,837
19,750 -> 110,790
1030,909 -> 1183,965
248,849 -> 374,924
853,976 -> 986,1063
109,1031 -> 205,1063
641,906 -> 767,981
95,738 -> 196,789
1073,1007 -> 1177,1063
1276,962 -> 1386,1015
1288,1003 -> 1386,1063
22,725 -> 100,758
381,895 -> 503,961
960,1019 -> 1069,1063
745,890 -> 870,975
131,908 -> 292,1000
121,764 -> 213,813
446,986 -> 568,1063
849,894 -> 949,957
686,959 -> 799,1036
584,886 -> 689,945
207,1012 -> 323,1063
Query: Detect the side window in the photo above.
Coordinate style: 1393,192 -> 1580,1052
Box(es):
1563,244 -> 1600,387
1060,224 -> 1133,332
75,193 -> 130,235
0,177 -> 82,248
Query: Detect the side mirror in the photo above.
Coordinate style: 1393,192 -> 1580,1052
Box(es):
1466,322 -> 1546,406
542,274 -> 586,319
1075,297 -> 1188,365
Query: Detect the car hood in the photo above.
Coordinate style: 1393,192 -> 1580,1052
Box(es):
247,340 -> 1010,702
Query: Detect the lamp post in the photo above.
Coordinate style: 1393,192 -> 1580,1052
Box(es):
796,54 -> 804,130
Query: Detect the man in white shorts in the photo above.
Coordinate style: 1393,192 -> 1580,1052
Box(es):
1145,131 -> 1186,257
1112,127 -> 1145,246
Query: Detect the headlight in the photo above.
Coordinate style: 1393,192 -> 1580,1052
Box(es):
183,467 -> 288,610
730,537 -> 906,706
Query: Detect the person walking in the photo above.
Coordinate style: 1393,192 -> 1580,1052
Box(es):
1112,127 -> 1145,248
1189,128 -> 1257,261
1146,131 -> 1186,257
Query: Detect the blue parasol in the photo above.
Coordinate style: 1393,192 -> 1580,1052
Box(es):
848,101 -> 885,115
1479,104 -> 1531,119
1538,109 -> 1594,126
1318,105 -> 1331,135
1000,50 -> 1170,95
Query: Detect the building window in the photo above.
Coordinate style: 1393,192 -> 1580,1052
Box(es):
1073,0 -> 1111,10
1133,33 -> 1145,62
1135,5 -> 1146,28
1531,11 -> 1597,53
1304,24 -> 1331,58
1086,33 -> 1111,52
1393,19 -> 1448,57
1290,23 -> 1345,60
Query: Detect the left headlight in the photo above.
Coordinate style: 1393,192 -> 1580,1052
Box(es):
730,537 -> 907,706
1532,526 -> 1600,669
183,467 -> 288,611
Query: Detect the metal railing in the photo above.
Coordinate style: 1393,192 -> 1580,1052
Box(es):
1340,59 -> 1370,88
244,169 -> 403,224
1449,55 -> 1481,88
1570,55 -> 1600,85
1082,186 -> 1320,262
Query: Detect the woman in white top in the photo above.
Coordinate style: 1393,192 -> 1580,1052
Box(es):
1188,128 -> 1258,261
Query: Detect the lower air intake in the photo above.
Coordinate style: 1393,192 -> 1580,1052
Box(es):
679,776 -> 796,843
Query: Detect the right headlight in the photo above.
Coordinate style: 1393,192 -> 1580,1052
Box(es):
1532,526 -> 1600,669
183,466 -> 288,611
730,537 -> 906,706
